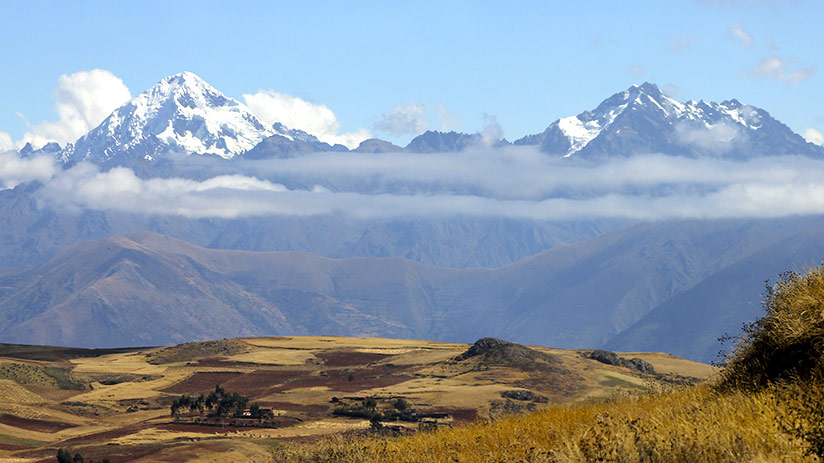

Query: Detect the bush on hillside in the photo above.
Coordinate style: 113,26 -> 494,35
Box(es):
719,266 -> 824,390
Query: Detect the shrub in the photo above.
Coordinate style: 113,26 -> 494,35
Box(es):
718,267 -> 824,390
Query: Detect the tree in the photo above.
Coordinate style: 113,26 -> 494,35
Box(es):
189,395 -> 204,415
370,413 -> 384,431
393,398 -> 411,412
237,395 -> 250,415
56,449 -> 72,463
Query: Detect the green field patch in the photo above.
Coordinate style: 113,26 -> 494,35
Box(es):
599,374 -> 645,390
0,363 -> 85,390
43,366 -> 86,390
0,362 -> 58,387
0,432 -> 46,447
147,340 -> 247,365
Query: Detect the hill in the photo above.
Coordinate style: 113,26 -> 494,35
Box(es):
0,336 -> 711,462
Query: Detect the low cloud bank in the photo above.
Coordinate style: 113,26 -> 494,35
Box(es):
0,151 -> 59,189
3,147 -> 824,221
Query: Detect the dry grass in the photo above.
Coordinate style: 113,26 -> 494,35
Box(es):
272,384 -> 811,462
0,381 -> 44,405
720,267 -> 824,390
272,265 -> 824,462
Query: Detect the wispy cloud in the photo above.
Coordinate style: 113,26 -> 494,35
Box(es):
434,105 -> 461,132
729,23 -> 754,47
374,103 -> 462,137
627,65 -> 645,77
747,55 -> 815,83
374,104 -> 429,137
662,84 -> 680,97
668,34 -> 698,54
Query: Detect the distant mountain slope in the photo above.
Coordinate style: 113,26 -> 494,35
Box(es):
515,82 -> 824,159
604,217 -> 824,362
405,130 -> 510,152
449,218 -> 812,349
0,218 -> 813,352
353,138 -> 406,153
0,233 -> 460,347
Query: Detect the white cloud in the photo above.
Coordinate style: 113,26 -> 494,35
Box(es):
16,69 -> 131,149
0,132 -> 12,152
435,105 -> 462,132
747,56 -> 815,83
374,104 -> 429,136
373,103 -> 462,138
38,163 -> 289,218
242,90 -> 370,149
729,23 -> 754,47
662,84 -> 680,97
480,114 -> 503,146
803,128 -> 824,146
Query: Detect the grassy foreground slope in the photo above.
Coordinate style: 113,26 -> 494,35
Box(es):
274,266 -> 824,462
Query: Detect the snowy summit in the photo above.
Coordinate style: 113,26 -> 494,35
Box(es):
64,71 -> 279,164
515,82 -> 818,159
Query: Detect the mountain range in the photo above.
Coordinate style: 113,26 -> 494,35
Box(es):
3,72 -> 824,363
20,72 -> 822,164
0,217 -> 812,362
515,82 -> 821,159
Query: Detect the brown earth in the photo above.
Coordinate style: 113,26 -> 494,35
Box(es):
160,371 -> 245,394
315,351 -> 391,367
0,413 -> 77,432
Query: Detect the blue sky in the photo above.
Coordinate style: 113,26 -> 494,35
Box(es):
1,0 -> 822,148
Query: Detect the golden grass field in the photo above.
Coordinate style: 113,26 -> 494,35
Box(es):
0,336 -> 713,463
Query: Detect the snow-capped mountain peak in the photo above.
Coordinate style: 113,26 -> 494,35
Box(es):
66,71 -> 275,164
516,82 -> 819,159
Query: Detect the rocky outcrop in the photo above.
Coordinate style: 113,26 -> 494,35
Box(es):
585,349 -> 655,374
